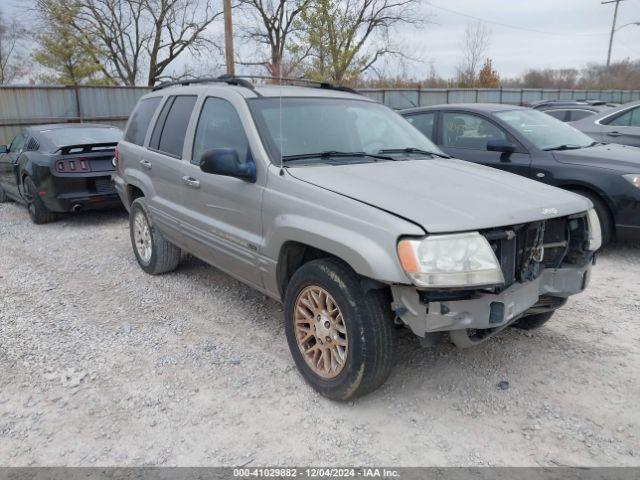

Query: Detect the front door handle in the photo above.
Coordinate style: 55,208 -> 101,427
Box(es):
607,131 -> 622,137
140,159 -> 152,169
182,176 -> 200,188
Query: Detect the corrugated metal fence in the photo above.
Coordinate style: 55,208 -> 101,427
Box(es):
0,85 -> 149,144
359,87 -> 640,110
1,85 -> 639,143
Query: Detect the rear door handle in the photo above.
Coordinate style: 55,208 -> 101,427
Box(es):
140,159 -> 152,169
607,131 -> 622,137
182,176 -> 200,188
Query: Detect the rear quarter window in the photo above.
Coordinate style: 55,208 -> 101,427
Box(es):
125,97 -> 162,146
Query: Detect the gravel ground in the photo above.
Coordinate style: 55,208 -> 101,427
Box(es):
1,201 -> 639,467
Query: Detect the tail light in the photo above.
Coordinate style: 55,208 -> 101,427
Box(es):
113,146 -> 120,174
56,159 -> 90,172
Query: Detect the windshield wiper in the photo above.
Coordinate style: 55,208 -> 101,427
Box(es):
281,150 -> 394,162
379,147 -> 451,159
543,144 -> 585,151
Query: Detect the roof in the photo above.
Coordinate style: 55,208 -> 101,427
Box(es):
148,75 -> 368,101
401,103 -> 523,114
145,82 -> 368,101
27,123 -> 119,133
538,104 -> 609,112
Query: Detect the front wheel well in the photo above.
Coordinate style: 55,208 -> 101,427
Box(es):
276,241 -> 387,299
562,184 -> 615,242
561,185 -> 613,218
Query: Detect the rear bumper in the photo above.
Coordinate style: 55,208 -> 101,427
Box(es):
113,175 -> 130,211
40,174 -> 122,212
391,264 -> 591,338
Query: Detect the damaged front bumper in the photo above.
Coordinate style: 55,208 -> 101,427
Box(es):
391,264 -> 591,347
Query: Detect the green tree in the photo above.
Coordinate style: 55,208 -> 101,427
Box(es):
295,0 -> 423,84
33,0 -> 109,85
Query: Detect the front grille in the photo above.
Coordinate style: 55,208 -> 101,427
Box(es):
94,178 -> 116,195
484,214 -> 591,291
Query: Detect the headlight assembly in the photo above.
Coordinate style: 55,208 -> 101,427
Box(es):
397,232 -> 504,288
586,208 -> 602,251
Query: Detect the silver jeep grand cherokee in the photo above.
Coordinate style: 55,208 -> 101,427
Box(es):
113,76 -> 601,400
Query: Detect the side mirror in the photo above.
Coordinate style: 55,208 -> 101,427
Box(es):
199,148 -> 256,182
0,145 -> 7,154
486,139 -> 516,154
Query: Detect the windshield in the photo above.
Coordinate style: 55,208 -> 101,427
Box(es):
40,127 -> 122,148
495,109 -> 595,150
248,97 -> 444,164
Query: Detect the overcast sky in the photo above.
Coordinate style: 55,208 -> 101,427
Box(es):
402,0 -> 640,78
3,0 -> 639,80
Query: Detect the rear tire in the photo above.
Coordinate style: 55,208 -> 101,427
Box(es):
129,198 -> 181,275
511,311 -> 555,330
571,190 -> 612,246
283,258 -> 396,401
24,177 -> 57,224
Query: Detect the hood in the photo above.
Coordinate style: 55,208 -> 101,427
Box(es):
287,159 -> 591,233
553,143 -> 640,173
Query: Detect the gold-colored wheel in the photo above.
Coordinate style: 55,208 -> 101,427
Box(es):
293,286 -> 348,379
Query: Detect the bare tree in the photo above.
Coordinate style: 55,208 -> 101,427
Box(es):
237,0 -> 312,77
0,10 -> 27,84
59,0 -> 223,86
296,0 -> 425,84
457,21 -> 491,87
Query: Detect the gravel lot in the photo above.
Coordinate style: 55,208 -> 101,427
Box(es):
1,201 -> 639,467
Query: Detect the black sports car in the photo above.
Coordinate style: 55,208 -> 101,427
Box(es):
0,123 -> 123,224
401,104 -> 640,244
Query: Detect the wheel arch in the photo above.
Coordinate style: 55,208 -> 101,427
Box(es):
559,182 -> 616,239
275,239 -> 393,300
558,182 -> 615,216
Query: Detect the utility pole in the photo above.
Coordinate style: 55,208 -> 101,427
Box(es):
223,0 -> 235,76
603,0 -> 624,69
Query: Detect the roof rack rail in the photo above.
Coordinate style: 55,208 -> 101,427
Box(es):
152,74 -> 359,96
230,75 -> 360,95
151,75 -> 257,92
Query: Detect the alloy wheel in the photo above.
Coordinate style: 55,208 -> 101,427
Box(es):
133,211 -> 153,263
293,285 -> 348,379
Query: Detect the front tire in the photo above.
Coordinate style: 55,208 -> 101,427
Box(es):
284,258 -> 396,401
511,311 -> 555,330
24,177 -> 57,224
129,198 -> 181,274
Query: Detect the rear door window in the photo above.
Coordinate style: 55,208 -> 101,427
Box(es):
151,95 -> 197,158
125,97 -> 162,146
405,113 -> 436,140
